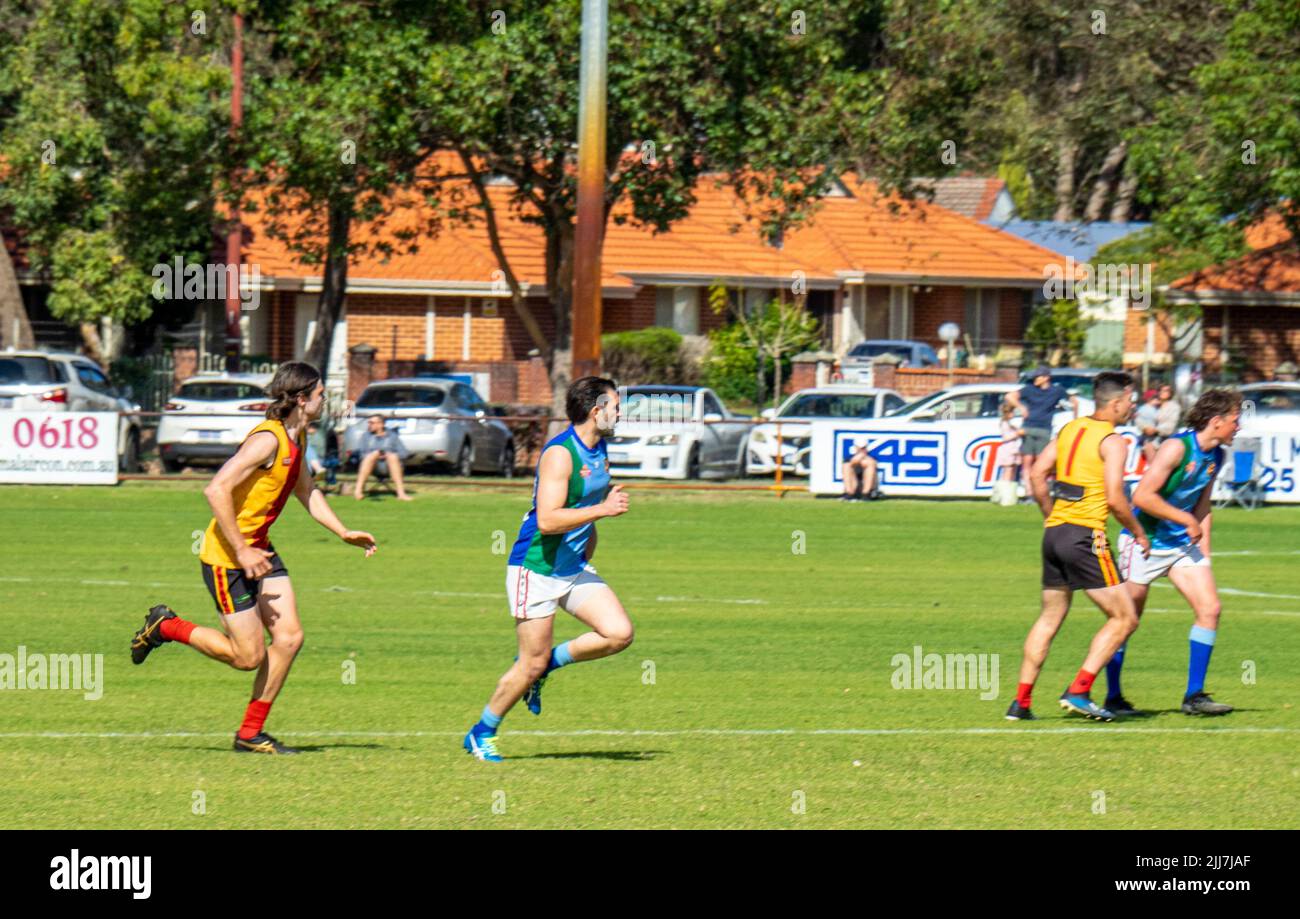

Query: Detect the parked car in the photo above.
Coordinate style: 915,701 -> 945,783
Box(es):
841,339 -> 941,381
342,378 -> 515,476
156,373 -> 274,472
748,384 -> 905,476
606,385 -> 750,479
888,381 -> 1087,434
0,349 -> 144,471
1239,382 -> 1300,418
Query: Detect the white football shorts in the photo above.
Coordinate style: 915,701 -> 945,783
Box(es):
505,563 -> 609,621
1117,531 -> 1210,586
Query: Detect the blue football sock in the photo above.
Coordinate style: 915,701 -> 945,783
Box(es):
1105,644 -> 1126,699
1187,626 -> 1216,697
475,704 -> 503,734
545,640 -> 575,675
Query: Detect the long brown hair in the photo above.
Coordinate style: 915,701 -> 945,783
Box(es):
265,361 -> 321,421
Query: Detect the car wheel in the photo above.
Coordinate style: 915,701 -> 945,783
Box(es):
732,445 -> 747,480
120,429 -> 141,474
161,454 -> 183,474
499,442 -> 516,478
457,441 -> 473,477
686,444 -> 701,480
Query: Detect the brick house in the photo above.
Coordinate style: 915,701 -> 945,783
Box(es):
230,168 -> 1070,406
1164,215 -> 1300,381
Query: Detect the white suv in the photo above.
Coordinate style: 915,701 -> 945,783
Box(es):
156,373 -> 274,472
0,349 -> 143,471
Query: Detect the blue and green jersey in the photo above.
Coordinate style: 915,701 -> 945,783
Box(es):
508,426 -> 610,576
1126,430 -> 1224,550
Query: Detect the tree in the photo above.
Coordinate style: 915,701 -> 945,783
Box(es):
417,1 -> 970,413
1128,0 -> 1300,255
0,0 -> 228,361
239,0 -> 459,372
0,0 -> 37,349
707,283 -> 821,408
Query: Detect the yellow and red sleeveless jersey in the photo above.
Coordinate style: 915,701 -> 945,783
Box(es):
1045,416 -> 1116,530
199,419 -> 304,568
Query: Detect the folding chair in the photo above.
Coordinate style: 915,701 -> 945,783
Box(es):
1216,436 -> 1262,511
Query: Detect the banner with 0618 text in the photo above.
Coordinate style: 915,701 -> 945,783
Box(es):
0,412 -> 118,485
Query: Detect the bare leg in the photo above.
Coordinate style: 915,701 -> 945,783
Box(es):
563,586 -> 634,662
250,576 -> 303,704
1017,588 -> 1072,686
1168,564 -> 1222,631
185,608 -> 265,671
386,451 -> 412,500
485,617 -> 554,718
1080,584 -> 1140,675
843,458 -> 859,496
354,451 -> 379,499
862,457 -> 878,494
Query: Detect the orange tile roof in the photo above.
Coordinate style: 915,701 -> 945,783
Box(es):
235,161 -> 1072,291
1169,212 -> 1300,296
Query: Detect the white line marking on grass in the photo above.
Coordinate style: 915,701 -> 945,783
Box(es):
1213,550 -> 1300,557
651,596 -> 766,605
2,727 -> 1296,740
1152,582 -> 1300,602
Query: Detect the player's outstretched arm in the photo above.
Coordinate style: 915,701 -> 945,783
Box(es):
1132,439 -> 1201,543
535,446 -> 628,535
293,462 -> 377,557
1028,439 -> 1057,517
204,430 -> 280,578
1101,435 -> 1149,552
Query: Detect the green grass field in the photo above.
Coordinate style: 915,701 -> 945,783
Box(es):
1,480 -> 1297,828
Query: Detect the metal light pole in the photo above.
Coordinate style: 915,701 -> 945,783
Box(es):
571,0 -> 608,381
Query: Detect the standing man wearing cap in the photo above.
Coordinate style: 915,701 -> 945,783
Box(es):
1007,368 -> 1080,497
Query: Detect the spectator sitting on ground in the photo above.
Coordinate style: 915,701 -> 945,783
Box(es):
354,414 -> 413,501
1134,388 -> 1161,463
841,444 -> 881,501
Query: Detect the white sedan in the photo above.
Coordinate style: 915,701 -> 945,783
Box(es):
747,384 -> 905,476
605,385 -> 750,479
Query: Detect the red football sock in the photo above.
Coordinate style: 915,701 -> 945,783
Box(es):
160,616 -> 196,644
1068,668 -> 1097,695
238,699 -> 273,740
1016,682 -> 1034,708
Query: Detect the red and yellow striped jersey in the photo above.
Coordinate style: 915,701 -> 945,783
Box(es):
199,419 -> 304,568
1045,416 -> 1116,531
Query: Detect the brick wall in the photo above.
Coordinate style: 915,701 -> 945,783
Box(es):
911,286 -> 964,345
873,363 -> 1018,398
1202,303 -> 1300,381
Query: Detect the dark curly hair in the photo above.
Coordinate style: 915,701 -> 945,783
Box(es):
1186,389 -> 1243,431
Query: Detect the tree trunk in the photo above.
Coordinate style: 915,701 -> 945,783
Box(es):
78,321 -> 105,365
458,149 -> 551,361
1109,163 -> 1138,223
0,241 -> 34,349
305,198 -> 353,374
1053,140 -> 1078,222
1084,141 -> 1128,223
545,219 -> 576,424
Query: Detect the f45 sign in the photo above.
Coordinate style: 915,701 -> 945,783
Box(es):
835,431 -> 947,486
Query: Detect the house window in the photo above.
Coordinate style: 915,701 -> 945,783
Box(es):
655,287 -> 700,335
964,288 -> 999,351
888,286 -> 911,340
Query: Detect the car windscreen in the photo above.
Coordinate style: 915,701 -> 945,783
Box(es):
178,382 -> 266,401
849,344 -> 911,360
357,386 -> 446,408
889,394 -> 938,416
779,394 -> 876,418
622,389 -> 694,423
0,356 -> 60,385
1245,389 -> 1300,413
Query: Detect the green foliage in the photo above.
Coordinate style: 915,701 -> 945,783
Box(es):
0,0 -> 228,328
703,322 -> 760,405
1130,0 -> 1300,249
601,327 -> 696,385
1025,300 -> 1093,366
